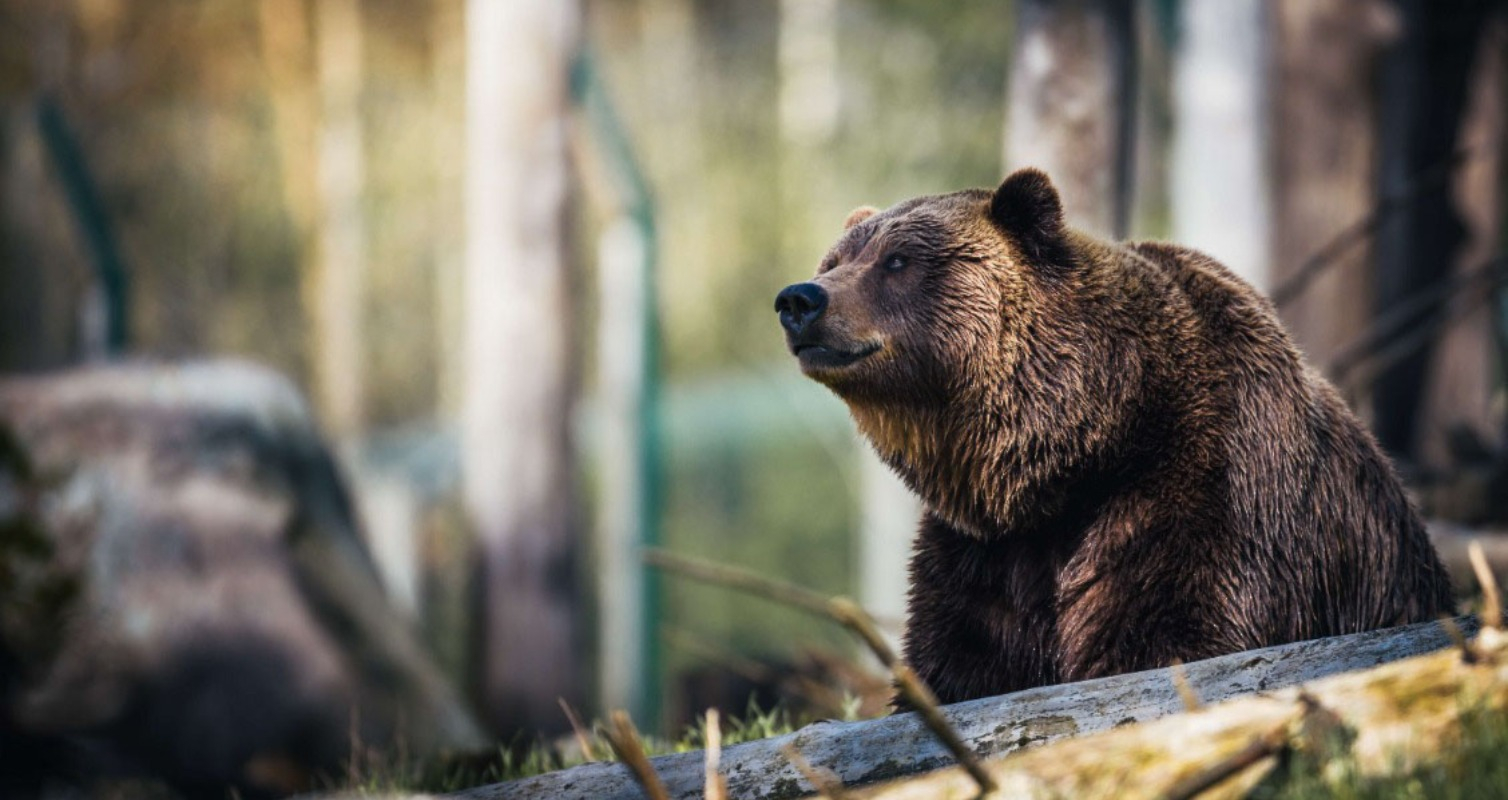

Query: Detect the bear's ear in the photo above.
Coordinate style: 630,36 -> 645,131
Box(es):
989,168 -> 1074,270
843,206 -> 880,230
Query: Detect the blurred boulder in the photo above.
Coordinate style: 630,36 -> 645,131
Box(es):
0,360 -> 484,798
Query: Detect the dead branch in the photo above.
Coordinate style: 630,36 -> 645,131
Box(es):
1171,661 -> 1202,711
1470,540 -> 1503,630
781,742 -> 852,800
1272,145 -> 1480,309
557,698 -> 598,763
648,550 -> 995,795
602,711 -> 668,800
704,708 -> 727,800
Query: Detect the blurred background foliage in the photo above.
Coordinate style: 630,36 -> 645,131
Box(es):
0,0 -> 1034,737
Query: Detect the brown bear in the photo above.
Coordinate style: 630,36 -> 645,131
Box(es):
774,168 -> 1454,704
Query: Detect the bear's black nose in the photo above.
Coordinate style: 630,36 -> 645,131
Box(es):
775,282 -> 828,336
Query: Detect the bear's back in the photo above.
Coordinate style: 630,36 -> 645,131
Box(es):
1129,240 -> 1454,638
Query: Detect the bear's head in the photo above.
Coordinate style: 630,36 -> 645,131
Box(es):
775,169 -> 1152,535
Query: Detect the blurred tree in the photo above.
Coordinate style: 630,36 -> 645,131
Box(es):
313,0 -> 369,439
1004,0 -> 1136,237
1415,12 -> 1506,475
1268,0 -> 1398,372
430,0 -> 466,421
1372,0 -> 1500,463
1170,0 -> 1270,290
463,0 -> 584,736
0,2 -> 86,372
258,0 -> 368,438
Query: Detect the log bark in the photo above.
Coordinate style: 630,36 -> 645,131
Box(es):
854,625 -> 1508,799
455,618 -> 1473,800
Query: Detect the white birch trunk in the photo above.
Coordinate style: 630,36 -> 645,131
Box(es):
1171,0 -> 1271,291
463,0 -> 582,734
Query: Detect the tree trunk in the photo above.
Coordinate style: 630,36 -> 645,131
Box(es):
463,0 -> 583,737
311,0 -> 367,439
1375,1 -> 1502,465
1171,0 -> 1271,290
1004,0 -> 1136,238
1268,0 -> 1397,374
430,0 -> 466,421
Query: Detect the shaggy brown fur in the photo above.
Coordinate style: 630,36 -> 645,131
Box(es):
777,169 -> 1454,704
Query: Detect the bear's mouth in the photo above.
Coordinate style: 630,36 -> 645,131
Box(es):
794,341 -> 881,369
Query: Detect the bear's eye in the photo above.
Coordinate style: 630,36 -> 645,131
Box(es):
882,254 -> 907,272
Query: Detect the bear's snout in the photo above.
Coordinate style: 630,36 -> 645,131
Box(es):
774,282 -> 828,337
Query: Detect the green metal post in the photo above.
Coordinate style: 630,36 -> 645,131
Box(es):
36,96 -> 130,355
573,50 -> 664,731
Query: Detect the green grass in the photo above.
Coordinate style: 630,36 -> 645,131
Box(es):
1254,705 -> 1508,800
331,698 -> 816,795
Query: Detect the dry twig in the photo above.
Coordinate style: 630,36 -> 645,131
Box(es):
1329,258 -> 1506,382
892,665 -> 998,796
704,708 -> 727,800
557,697 -> 598,762
603,710 -> 669,800
781,742 -> 852,800
1162,722 -> 1290,800
646,549 -> 997,796
1170,660 -> 1202,711
1272,146 -> 1480,309
1470,540 -> 1503,630
1439,615 -> 1477,664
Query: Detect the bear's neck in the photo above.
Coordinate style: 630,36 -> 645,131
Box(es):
850,400 -> 1087,537
848,366 -> 1182,539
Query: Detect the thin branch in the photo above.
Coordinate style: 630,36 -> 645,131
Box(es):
1438,615 -> 1477,665
1162,722 -> 1289,800
1170,660 -> 1202,711
558,697 -> 599,762
1272,146 -> 1480,309
603,710 -> 669,800
1337,270 -> 1507,394
827,597 -> 901,667
893,665 -> 998,796
646,549 -> 997,795
644,549 -> 833,617
1470,540 -> 1503,630
1329,256 -> 1505,378
781,742 -> 852,800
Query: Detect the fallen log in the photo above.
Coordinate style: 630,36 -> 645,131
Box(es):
852,624 -> 1508,799
452,617 -> 1474,800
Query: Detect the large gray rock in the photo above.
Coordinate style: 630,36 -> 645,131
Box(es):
0,361 -> 484,798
